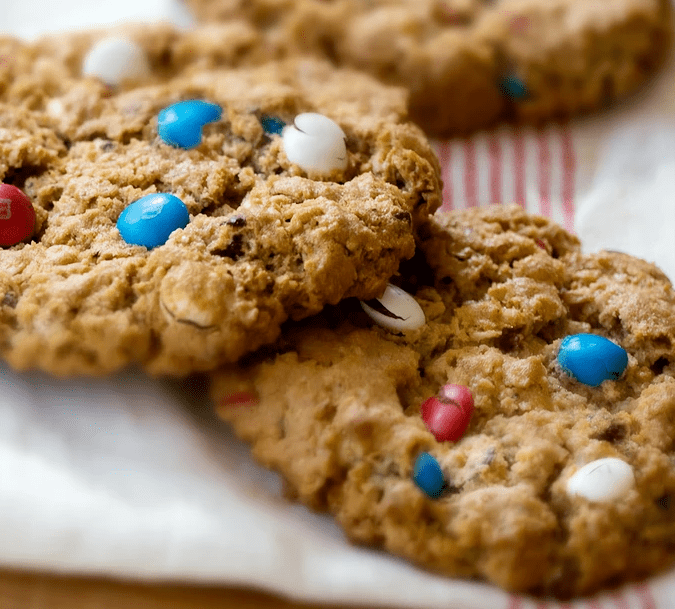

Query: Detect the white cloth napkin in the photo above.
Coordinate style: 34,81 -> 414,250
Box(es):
2,2 -> 675,608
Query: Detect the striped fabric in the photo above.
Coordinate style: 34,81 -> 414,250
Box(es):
432,125 -> 576,234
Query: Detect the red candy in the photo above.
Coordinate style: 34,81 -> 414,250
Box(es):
421,384 -> 474,443
0,184 -> 36,247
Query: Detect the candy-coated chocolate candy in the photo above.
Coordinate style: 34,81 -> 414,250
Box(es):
260,115 -> 285,135
0,184 -> 36,247
82,37 -> 150,87
158,100 -> 223,149
500,75 -> 527,100
421,384 -> 474,442
360,283 -> 425,332
557,333 -> 628,387
510,15 -> 530,33
567,457 -> 635,503
282,112 -> 348,174
413,452 -> 445,499
117,193 -> 189,249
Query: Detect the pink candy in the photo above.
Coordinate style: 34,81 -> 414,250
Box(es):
510,15 -> 530,33
420,384 -> 474,443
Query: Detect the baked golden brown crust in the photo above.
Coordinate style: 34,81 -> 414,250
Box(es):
0,26 -> 441,376
212,205 -> 675,597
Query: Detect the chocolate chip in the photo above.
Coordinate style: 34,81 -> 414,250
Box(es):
651,356 -> 670,376
211,234 -> 244,260
483,447 -> 496,465
444,482 -> 461,495
394,211 -> 412,224
601,74 -> 616,107
656,494 -> 671,510
496,328 -> 521,352
592,422 -> 627,444
2,292 -> 17,308
226,215 -> 247,228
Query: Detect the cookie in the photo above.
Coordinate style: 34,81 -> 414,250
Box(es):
211,204 -> 675,598
181,0 -> 673,136
0,26 -> 441,376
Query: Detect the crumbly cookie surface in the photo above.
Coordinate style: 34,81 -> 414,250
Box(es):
0,27 -> 441,376
182,0 -> 672,135
211,205 -> 675,598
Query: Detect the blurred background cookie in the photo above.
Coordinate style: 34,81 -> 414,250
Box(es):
179,0 -> 673,136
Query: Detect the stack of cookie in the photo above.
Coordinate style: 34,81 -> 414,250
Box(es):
214,205 -> 675,598
1,0 -> 674,600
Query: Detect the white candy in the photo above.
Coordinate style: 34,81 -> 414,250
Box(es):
360,283 -> 425,332
282,112 -> 348,174
82,37 -> 150,87
566,457 -> 635,503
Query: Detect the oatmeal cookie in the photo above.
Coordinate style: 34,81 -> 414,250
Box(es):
181,0 -> 673,136
211,204 -> 675,597
0,26 -> 441,376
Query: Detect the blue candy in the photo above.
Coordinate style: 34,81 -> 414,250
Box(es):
557,333 -> 628,387
500,75 -> 527,100
260,115 -> 285,135
158,100 -> 222,149
413,452 -> 445,499
117,193 -> 189,249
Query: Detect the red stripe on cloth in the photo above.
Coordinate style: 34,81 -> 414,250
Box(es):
437,141 -> 453,212
464,139 -> 478,207
514,131 -> 526,207
537,130 -> 551,218
610,592 -> 630,609
561,127 -> 575,233
635,584 -> 658,609
506,595 -> 523,609
489,133 -> 502,204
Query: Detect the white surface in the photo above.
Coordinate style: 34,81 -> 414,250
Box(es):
575,118 -> 675,281
3,2 -> 675,609
1,0 -> 193,39
0,363 -> 508,609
